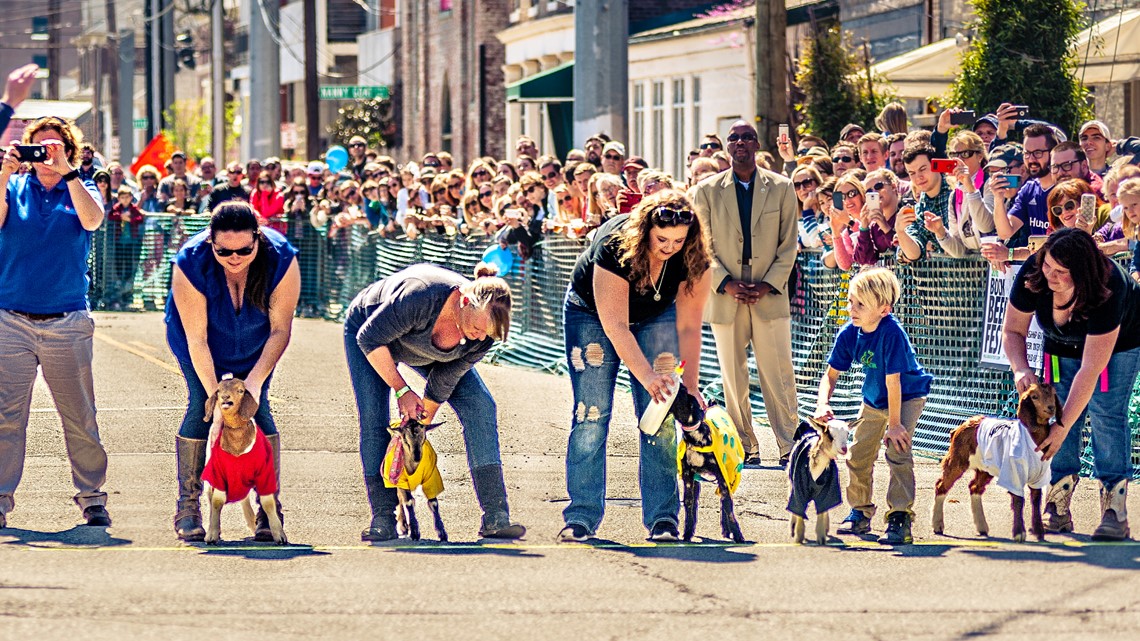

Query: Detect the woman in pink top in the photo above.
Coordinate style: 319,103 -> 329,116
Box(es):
250,170 -> 286,233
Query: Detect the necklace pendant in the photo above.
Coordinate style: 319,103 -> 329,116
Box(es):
653,293 -> 661,302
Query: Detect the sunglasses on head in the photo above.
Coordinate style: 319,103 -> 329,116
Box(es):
726,132 -> 757,142
792,178 -> 817,190
700,142 -> 722,150
832,155 -> 854,164
652,206 -> 695,225
212,240 -> 258,257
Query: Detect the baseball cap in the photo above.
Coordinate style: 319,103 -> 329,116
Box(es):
973,114 -> 999,131
985,144 -> 1023,169
602,141 -> 626,157
623,156 -> 648,171
171,150 -> 187,160
839,123 -> 865,140
1079,120 -> 1112,141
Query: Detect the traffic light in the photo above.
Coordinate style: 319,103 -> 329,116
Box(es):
176,30 -> 196,70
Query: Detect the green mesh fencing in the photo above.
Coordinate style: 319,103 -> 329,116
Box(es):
86,221 -> 1140,477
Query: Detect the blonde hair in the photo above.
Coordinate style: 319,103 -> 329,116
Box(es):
875,102 -> 909,136
1118,177 -> 1140,238
462,262 -> 513,341
848,267 -> 900,309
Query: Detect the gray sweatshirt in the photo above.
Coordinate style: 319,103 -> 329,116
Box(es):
347,264 -> 492,403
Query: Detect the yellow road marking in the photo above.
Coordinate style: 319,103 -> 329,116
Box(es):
4,540 -> 1137,552
94,333 -> 284,404
129,340 -> 159,352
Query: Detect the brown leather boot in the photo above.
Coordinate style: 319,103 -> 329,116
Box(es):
1092,480 -> 1130,541
1043,474 -> 1078,533
174,436 -> 207,541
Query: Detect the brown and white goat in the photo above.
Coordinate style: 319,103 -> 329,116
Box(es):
201,377 -> 286,545
932,382 -> 1061,542
787,418 -> 850,545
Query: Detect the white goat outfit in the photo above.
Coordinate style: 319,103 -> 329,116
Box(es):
974,418 -> 1051,497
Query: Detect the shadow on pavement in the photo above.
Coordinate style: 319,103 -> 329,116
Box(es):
962,541 -> 1140,570
391,541 -> 544,558
589,537 -> 757,563
0,526 -> 131,548
193,541 -> 331,560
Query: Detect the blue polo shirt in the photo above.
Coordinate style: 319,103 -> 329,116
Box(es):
0,173 -> 103,313
164,227 -> 297,375
826,314 -> 933,410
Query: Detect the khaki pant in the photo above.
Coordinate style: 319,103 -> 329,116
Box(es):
709,308 -> 799,458
0,310 -> 108,516
845,397 -> 926,519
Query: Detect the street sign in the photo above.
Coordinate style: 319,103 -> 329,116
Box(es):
318,85 -> 390,101
281,122 -> 298,150
133,118 -> 148,130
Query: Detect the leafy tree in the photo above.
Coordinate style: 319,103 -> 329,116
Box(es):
794,22 -> 891,143
328,98 -> 396,149
162,98 -> 238,161
947,0 -> 1090,136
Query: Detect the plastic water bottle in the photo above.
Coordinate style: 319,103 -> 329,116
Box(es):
638,360 -> 685,436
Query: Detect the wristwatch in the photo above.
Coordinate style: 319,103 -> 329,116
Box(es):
62,169 -> 80,182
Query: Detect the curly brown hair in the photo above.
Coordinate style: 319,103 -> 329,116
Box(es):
616,190 -> 711,294
22,116 -> 82,165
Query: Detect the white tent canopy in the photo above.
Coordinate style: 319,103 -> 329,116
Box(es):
873,9 -> 1140,100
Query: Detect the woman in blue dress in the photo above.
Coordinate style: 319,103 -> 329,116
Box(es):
165,202 -> 301,541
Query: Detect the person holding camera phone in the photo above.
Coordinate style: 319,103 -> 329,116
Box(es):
992,124 -> 1061,245
933,131 -> 996,258
0,115 -> 111,529
896,142 -> 955,263
852,170 -> 910,265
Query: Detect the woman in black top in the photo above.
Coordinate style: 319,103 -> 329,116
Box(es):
558,190 -> 712,543
1005,227 -> 1140,540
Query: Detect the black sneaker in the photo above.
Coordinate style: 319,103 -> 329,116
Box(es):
83,505 -> 112,527
0,512 -> 6,529
837,508 -> 871,535
778,454 -> 790,468
557,523 -> 590,543
648,520 -> 680,542
742,454 -> 762,469
878,512 -> 913,545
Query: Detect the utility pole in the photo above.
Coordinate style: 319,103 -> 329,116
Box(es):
212,0 -> 225,162
304,0 -> 319,159
47,0 -> 61,99
105,0 -> 120,159
118,30 -> 135,163
249,0 -> 282,159
754,0 -> 789,151
573,0 -> 628,146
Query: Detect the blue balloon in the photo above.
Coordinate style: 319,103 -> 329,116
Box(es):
325,145 -> 349,173
481,244 -> 515,276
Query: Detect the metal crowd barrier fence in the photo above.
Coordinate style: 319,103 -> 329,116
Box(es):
87,218 -> 1140,478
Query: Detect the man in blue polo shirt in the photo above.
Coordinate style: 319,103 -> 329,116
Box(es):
992,124 -> 1060,246
0,111 -> 111,530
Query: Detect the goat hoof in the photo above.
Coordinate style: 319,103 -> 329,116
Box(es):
1013,532 -> 1026,543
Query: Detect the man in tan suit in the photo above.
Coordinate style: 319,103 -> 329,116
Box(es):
691,120 -> 799,467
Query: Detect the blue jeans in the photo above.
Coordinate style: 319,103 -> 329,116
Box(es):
176,360 -> 276,439
1051,345 -> 1140,487
343,321 -> 502,478
562,292 -> 681,533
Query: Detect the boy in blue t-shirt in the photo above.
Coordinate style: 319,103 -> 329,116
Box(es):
815,267 -> 933,545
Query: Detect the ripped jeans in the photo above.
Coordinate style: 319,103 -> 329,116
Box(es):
562,289 -> 680,533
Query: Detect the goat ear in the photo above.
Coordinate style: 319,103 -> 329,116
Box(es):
203,390 -> 218,423
239,391 -> 259,422
807,415 -> 827,431
1017,387 -> 1036,427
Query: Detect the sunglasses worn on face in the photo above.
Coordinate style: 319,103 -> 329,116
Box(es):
793,178 -> 817,190
259,180 -> 272,185
838,189 -> 860,200
473,169 -> 490,178
832,156 -> 854,164
700,142 -> 721,150
543,172 -> 558,180
1051,201 -> 1079,216
653,206 -> 695,225
559,196 -> 573,204
449,183 -> 463,190
424,161 -> 442,168
870,182 -> 886,192
524,185 -> 539,195
213,241 -> 257,257
479,191 -> 493,198
349,142 -> 365,148
948,150 -> 978,159
727,133 -> 758,143
604,153 -> 622,161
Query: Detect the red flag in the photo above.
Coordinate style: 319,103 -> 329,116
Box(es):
131,132 -> 175,178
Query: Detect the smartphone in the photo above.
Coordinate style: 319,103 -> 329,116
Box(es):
1080,193 -> 1097,225
866,191 -> 880,210
14,144 -> 47,162
949,110 -> 977,126
832,192 -> 844,210
930,158 -> 958,173
619,189 -> 642,214
1027,235 -> 1048,252
778,124 -> 790,144
1012,105 -> 1030,118
1004,174 -> 1022,190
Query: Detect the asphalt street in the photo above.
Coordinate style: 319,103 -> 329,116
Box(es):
0,312 -> 1137,640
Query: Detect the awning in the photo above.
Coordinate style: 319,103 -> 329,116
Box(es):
12,99 -> 93,121
506,62 -> 573,103
874,9 -> 1140,101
